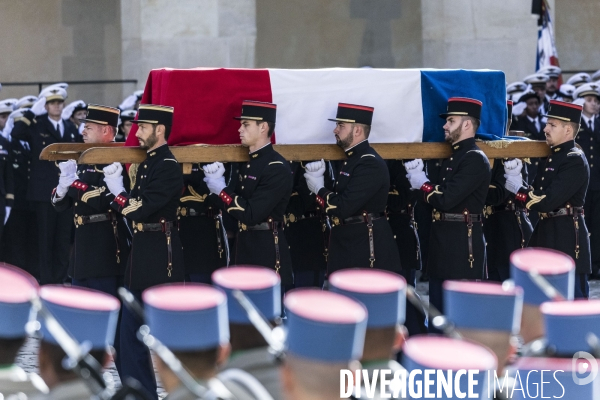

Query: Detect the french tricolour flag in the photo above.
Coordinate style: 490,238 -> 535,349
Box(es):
128,68 -> 506,147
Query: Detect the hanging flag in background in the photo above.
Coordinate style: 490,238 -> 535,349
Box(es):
127,68 -> 507,148
535,0 -> 562,84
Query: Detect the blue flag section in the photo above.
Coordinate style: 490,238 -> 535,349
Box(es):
420,69 -> 507,142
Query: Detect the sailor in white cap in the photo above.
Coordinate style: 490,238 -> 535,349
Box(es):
566,72 -> 591,88
536,66 -> 562,99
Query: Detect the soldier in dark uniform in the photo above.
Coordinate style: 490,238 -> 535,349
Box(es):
573,83 -> 600,278
204,101 -> 293,288
178,163 -> 228,283
405,97 -> 491,320
11,87 -> 82,284
537,66 -> 562,100
284,161 -> 329,288
524,73 -> 550,115
3,97 -> 37,276
303,103 -> 400,275
484,100 -> 533,281
504,100 -> 591,298
103,104 -> 184,397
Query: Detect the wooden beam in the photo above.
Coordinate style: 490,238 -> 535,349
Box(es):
69,140 -> 551,164
39,143 -> 124,161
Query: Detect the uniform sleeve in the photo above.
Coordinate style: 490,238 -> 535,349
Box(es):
515,154 -> 587,212
316,158 -> 384,220
215,164 -> 291,225
10,111 -> 35,143
419,151 -> 490,210
111,160 -> 183,220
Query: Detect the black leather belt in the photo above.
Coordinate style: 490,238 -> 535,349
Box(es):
238,219 -> 284,274
540,205 -> 584,259
330,212 -> 385,226
133,219 -> 176,276
433,210 -> 483,268
177,206 -> 216,217
484,202 -> 526,216
284,212 -> 319,224
75,212 -> 121,263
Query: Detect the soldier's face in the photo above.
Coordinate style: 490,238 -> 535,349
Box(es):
71,110 -> 87,127
525,98 -> 540,118
0,113 -> 8,130
45,100 -> 64,119
533,86 -> 546,100
334,122 -> 355,149
136,123 -> 158,150
238,120 -> 262,147
82,122 -> 111,144
543,118 -> 570,146
546,77 -> 558,94
123,121 -> 133,138
583,95 -> 600,116
443,116 -> 463,144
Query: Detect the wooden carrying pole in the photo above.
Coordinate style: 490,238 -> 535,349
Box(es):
46,140 -> 552,165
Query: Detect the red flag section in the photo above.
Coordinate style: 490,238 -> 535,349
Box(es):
125,68 -> 273,147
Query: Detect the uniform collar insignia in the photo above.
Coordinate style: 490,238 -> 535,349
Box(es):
554,147 -> 560,152
252,153 -> 258,158
347,151 -> 353,156
453,145 -> 459,150
249,142 -> 272,159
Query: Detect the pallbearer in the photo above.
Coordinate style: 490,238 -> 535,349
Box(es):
204,101 -> 294,287
303,103 -> 400,275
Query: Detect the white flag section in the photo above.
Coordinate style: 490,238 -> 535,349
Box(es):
269,68 -> 423,144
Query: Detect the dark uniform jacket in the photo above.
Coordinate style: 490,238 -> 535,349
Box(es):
484,160 -> 533,281
11,112 -> 82,202
387,160 -> 421,271
514,142 -> 591,274
316,140 -> 400,274
284,161 -> 329,274
213,143 -> 293,285
0,136 -> 15,212
110,144 -> 184,290
52,163 -> 130,280
9,139 -> 30,211
417,137 -> 491,280
576,115 -> 600,191
178,164 -> 228,275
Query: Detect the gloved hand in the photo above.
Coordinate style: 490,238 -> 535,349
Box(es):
4,206 -> 11,225
79,121 -> 85,134
119,94 -> 138,111
31,97 -> 46,116
58,159 -> 78,177
304,159 -> 325,194
103,162 -> 125,196
56,173 -> 77,198
203,176 -> 226,195
202,162 -> 225,179
61,100 -> 85,120
1,116 -> 13,140
512,102 -> 527,117
404,159 -> 428,190
504,159 -> 524,194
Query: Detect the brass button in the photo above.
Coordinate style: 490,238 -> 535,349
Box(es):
591,146 -> 594,150
74,202 -> 78,206
591,155 -> 594,159
540,186 -> 543,189
450,157 -> 453,161
247,164 -> 250,168
541,177 -> 544,181
241,186 -> 244,189
244,175 -> 247,178
592,164 -> 594,167
548,159 -> 552,162
138,186 -> 140,189
144,165 -> 147,168
344,162 -> 347,165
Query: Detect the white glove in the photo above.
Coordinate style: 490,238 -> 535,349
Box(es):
203,176 -> 226,194
202,162 -> 225,179
31,97 -> 46,116
504,174 -> 523,194
305,159 -> 326,174
58,159 -> 77,177
56,174 -> 77,198
103,162 -> 125,196
4,206 -> 10,225
512,102 -> 527,117
79,121 -> 85,134
404,159 -> 428,190
61,100 -> 85,120
119,94 -> 138,110
1,116 -> 13,140
503,159 -> 523,176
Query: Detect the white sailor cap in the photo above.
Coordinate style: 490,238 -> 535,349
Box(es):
566,72 -> 591,88
134,90 -> 144,99
523,73 -> 549,87
39,87 -> 67,102
506,81 -> 528,95
15,95 -> 38,109
591,69 -> 600,82
573,82 -> 600,99
0,98 -> 18,114
557,84 -> 576,100
536,66 -> 562,78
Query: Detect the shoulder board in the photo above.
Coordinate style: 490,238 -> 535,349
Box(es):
467,149 -> 487,158
163,158 -> 178,163
269,161 -> 283,165
361,154 -> 376,158
567,151 -> 583,157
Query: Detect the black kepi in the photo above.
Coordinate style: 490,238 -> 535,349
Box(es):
439,97 -> 483,120
80,104 -> 120,127
543,100 -> 582,123
132,104 -> 174,126
234,100 -> 277,123
328,103 -> 374,126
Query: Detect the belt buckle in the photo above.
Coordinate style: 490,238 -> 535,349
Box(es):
76,216 -> 83,226
331,216 -> 340,226
540,212 -> 547,219
136,222 -> 144,231
288,213 -> 296,223
180,207 -> 187,217
433,211 -> 441,221
484,206 -> 493,216
240,223 -> 247,231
